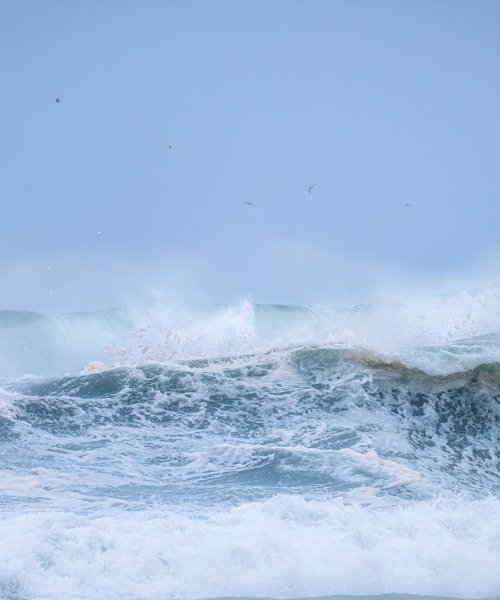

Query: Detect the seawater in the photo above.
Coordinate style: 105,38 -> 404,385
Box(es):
2,290 -> 500,600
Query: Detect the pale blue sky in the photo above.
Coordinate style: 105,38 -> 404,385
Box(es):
1,0 -> 500,309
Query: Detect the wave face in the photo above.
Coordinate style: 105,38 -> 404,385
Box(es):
2,291 -> 500,600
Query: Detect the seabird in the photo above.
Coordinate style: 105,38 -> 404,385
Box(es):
55,98 -> 61,103
168,145 -> 172,150
244,201 -> 254,206
405,203 -> 412,208
308,183 -> 316,194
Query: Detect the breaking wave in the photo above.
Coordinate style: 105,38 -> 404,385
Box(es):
2,287 -> 500,599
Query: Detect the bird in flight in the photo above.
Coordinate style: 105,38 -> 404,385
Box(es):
244,201 -> 254,206
405,203 -> 412,208
168,145 -> 172,150
308,183 -> 316,194
55,97 -> 61,103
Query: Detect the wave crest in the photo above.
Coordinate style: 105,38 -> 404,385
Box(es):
2,286 -> 500,378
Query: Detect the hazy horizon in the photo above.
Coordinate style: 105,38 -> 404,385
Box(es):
2,0 -> 500,310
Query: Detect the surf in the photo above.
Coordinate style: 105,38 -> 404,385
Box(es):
2,287 -> 500,599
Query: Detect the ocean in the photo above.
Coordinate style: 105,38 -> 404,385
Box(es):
1,290 -> 500,600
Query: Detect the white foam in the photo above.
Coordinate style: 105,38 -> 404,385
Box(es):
2,495 -> 500,600
339,449 -> 429,491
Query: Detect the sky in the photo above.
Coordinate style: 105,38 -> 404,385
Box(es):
1,0 -> 500,310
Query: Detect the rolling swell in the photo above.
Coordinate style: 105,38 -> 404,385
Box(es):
3,345 -> 500,501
